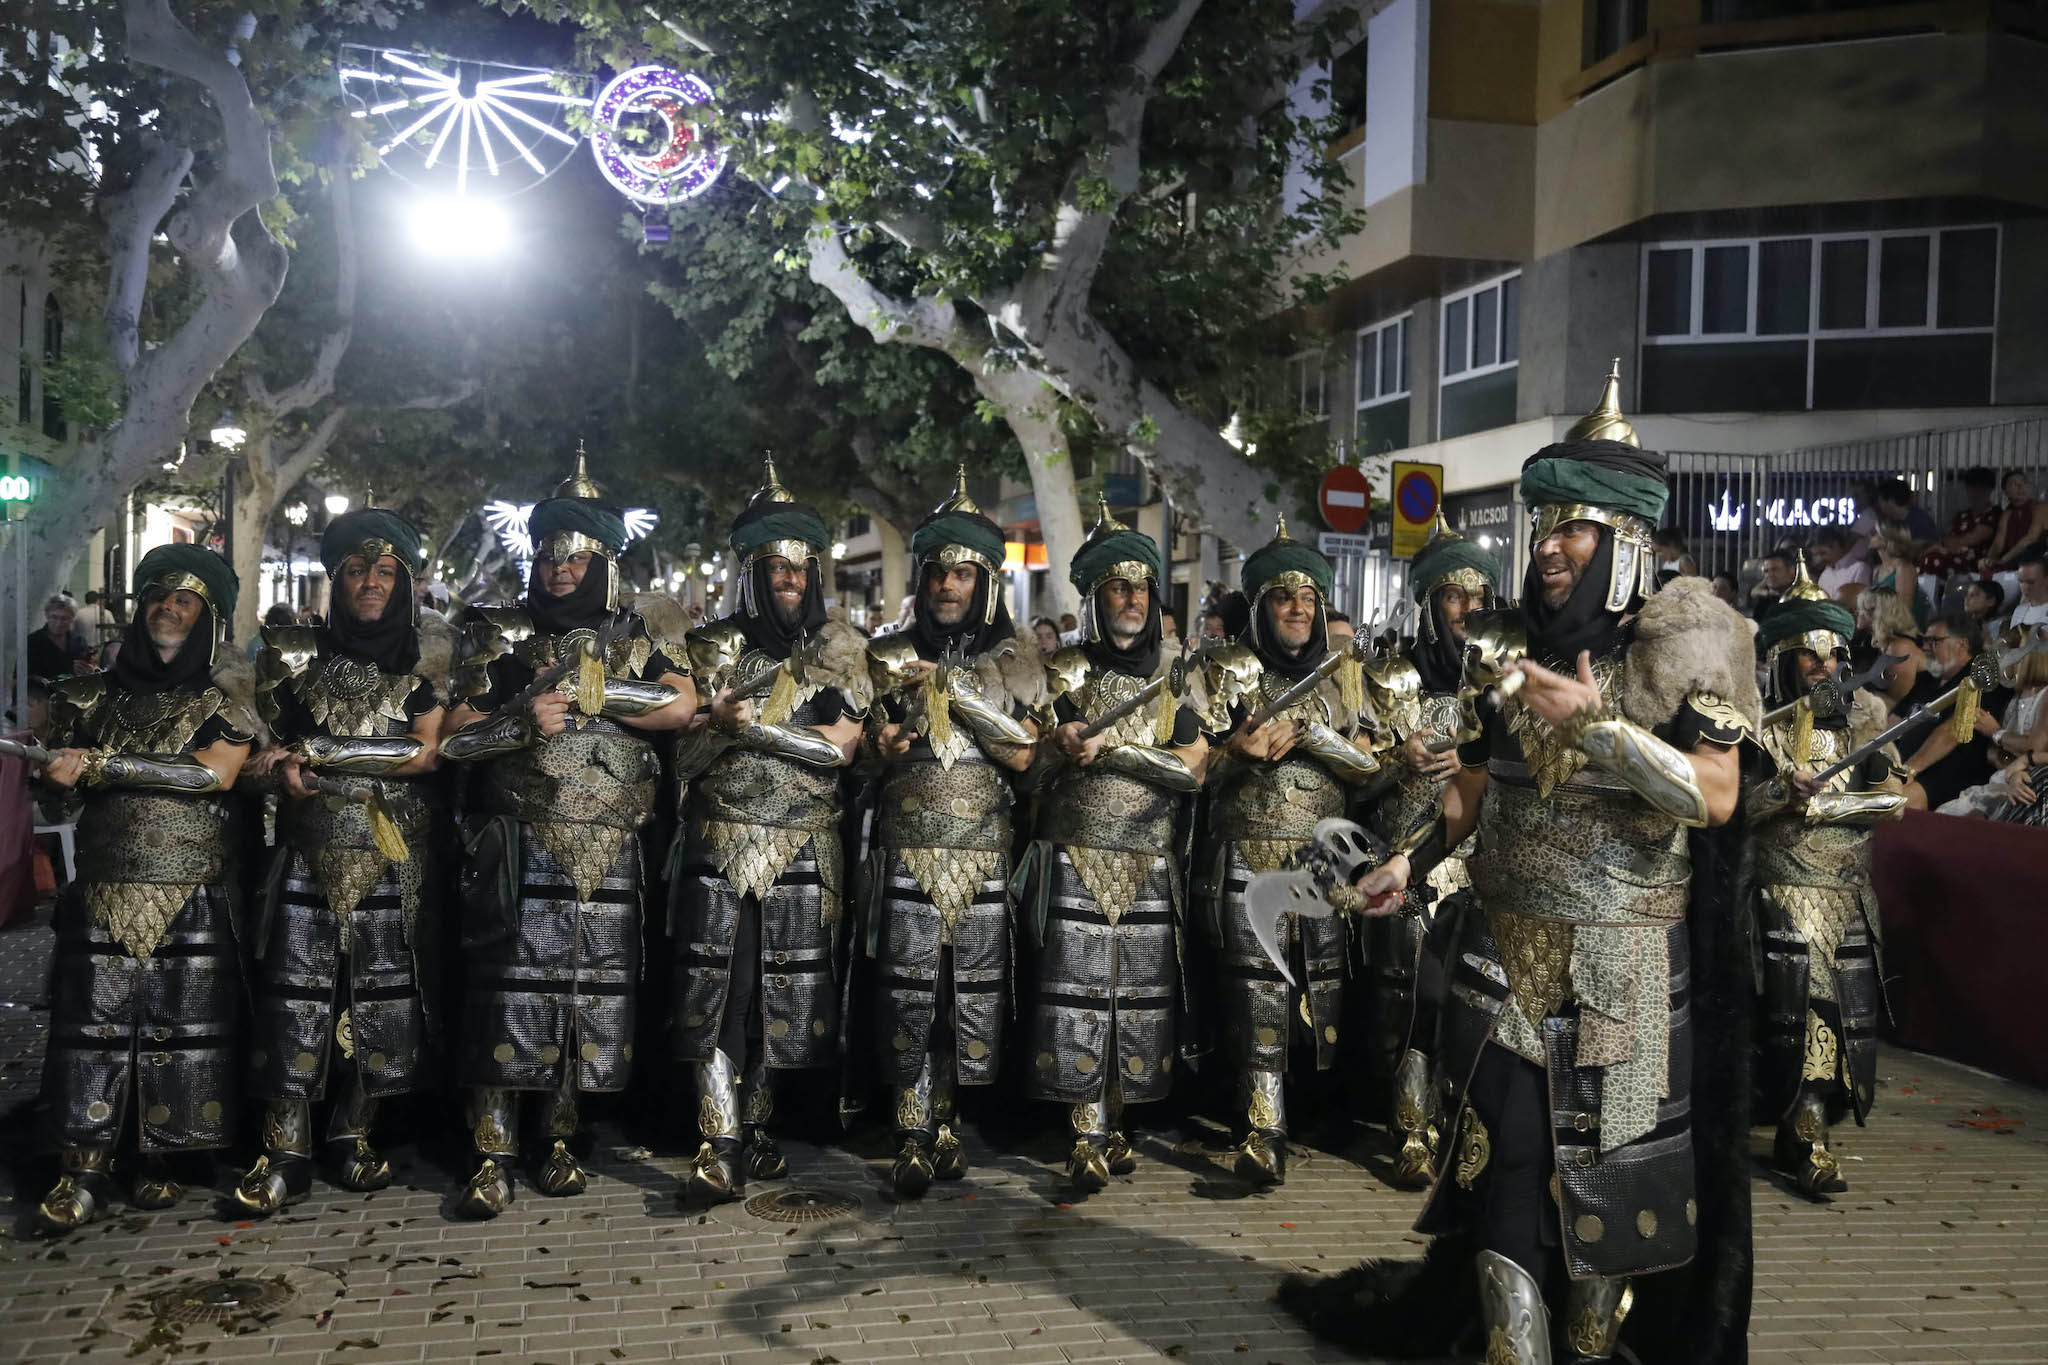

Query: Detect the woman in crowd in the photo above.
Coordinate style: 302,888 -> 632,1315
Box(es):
1860,586 -> 1929,714
1985,470 -> 2048,575
1940,639 -> 2048,820
1653,527 -> 1698,577
1031,616 -> 1062,654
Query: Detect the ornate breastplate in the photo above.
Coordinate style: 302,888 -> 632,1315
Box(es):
693,681 -> 846,834
289,655 -> 418,738
514,627 -> 657,682
1755,721 -> 1874,885
476,718 -> 660,830
1040,666 -> 1181,857
74,683 -> 224,756
1501,653 -> 1623,799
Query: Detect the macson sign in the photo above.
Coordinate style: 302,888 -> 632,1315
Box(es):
1705,491 -> 1857,533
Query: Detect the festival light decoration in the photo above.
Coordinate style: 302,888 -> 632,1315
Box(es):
339,45 -> 589,197
588,66 -> 727,206
482,500 -> 659,561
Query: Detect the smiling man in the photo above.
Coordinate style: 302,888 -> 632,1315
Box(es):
439,449 -> 696,1218
1200,516 -> 1380,1187
670,457 -> 871,1204
31,545 -> 255,1234
230,508 -> 449,1215
1282,369 -> 1759,1365
1025,499 -> 1210,1192
863,469 -> 1043,1197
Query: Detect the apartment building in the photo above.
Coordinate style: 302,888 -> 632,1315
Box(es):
1288,0 -> 2048,584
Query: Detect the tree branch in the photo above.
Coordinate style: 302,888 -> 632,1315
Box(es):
805,225 -> 971,355
272,404 -> 351,494
269,168 -> 358,416
100,137 -> 191,380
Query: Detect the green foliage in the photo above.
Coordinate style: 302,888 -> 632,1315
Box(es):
39,337 -> 125,433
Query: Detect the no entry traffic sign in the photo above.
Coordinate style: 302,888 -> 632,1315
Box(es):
1318,464 -> 1372,533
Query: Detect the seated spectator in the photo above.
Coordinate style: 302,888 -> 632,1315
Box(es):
26,595 -> 93,679
2010,552 -> 2048,631
1653,528 -> 1698,577
1326,611 -> 1356,650
1749,548 -> 1796,619
1058,611 -> 1080,644
1875,476 -> 1940,544
1897,616 -> 2011,810
1921,465 -> 2001,584
1812,528 -> 1870,611
1988,634 -> 2048,769
1873,531 -> 1932,630
1861,587 -> 1928,714
1032,616 -> 1062,654
1937,635 -> 2048,820
1963,579 -> 2006,632
1984,469 -> 2048,575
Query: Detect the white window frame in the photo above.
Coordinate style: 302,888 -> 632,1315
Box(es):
1438,272 -> 1521,434
1638,225 -> 2000,408
1355,313 -> 1413,411
1288,349 -> 1329,420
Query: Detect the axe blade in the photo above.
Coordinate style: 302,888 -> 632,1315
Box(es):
1243,868 -> 1337,987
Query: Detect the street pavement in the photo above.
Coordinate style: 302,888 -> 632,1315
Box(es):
0,905 -> 2043,1365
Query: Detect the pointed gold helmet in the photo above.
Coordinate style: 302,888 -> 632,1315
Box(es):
932,463 -> 982,518
1784,550 -> 1831,604
1564,360 -> 1640,448
748,453 -> 797,509
555,440 -> 603,499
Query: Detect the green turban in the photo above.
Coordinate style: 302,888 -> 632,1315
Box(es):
135,543 -> 238,619
321,508 -> 422,578
1242,538 -> 1333,600
911,511 -> 1006,570
531,497 -> 628,554
1069,525 -> 1163,594
1409,537 -> 1501,603
729,500 -> 829,560
1758,599 -> 1856,653
1520,440 -> 1670,524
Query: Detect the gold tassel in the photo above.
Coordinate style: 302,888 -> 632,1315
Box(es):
1153,675 -> 1176,746
1337,656 -> 1365,720
366,795 -> 410,864
761,665 -> 800,727
922,666 -> 952,753
1791,695 -> 1813,768
576,643 -> 606,717
1950,676 -> 1981,742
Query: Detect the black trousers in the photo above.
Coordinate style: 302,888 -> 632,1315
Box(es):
1466,1042 -> 1559,1279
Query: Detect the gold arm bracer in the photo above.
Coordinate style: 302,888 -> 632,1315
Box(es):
738,722 -> 849,769
590,677 -> 683,718
1094,743 -> 1200,793
1805,789 -> 1908,825
92,753 -> 223,793
300,735 -> 426,775
1293,721 -> 1382,785
439,708 -> 532,762
1559,706 -> 1710,827
945,685 -> 1034,750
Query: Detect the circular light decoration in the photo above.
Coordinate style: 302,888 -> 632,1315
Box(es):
339,45 -> 589,197
590,66 -> 727,205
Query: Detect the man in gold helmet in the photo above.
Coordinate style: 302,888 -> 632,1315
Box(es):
671,457 -> 872,1204
439,448 -> 697,1218
1283,367 -> 1758,1365
1199,516 -> 1380,1187
863,469 -> 1043,1197
30,545 -> 256,1234
1022,501 -> 1209,1192
1748,556 -> 1906,1196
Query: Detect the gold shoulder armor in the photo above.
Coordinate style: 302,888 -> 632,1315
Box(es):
452,606 -> 533,702
257,625 -> 321,688
1685,688 -> 1754,744
1464,610 -> 1528,688
867,633 -> 922,695
1364,654 -> 1423,737
46,674 -> 106,742
1044,645 -> 1092,701
684,621 -> 749,692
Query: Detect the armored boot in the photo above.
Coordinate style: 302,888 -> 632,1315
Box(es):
130,1154 -> 186,1210
34,1147 -> 116,1235
890,1056 -> 937,1199
1476,1249 -> 1551,1365
1233,1069 -> 1287,1186
1775,1087 -> 1845,1196
535,1082 -> 587,1197
233,1099 -> 315,1216
455,1089 -> 518,1220
683,1051 -> 744,1205
323,1074 -> 392,1193
1067,1100 -> 1112,1192
1562,1276 -> 1634,1362
1390,1047 -> 1437,1188
929,1046 -> 965,1182
1103,1072 -> 1138,1176
741,1057 -> 787,1181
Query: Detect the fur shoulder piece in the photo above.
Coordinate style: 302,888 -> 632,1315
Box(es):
1621,578 -> 1763,731
210,650 -> 266,744
977,629 -> 1048,711
1847,686 -> 1891,752
816,609 -> 875,711
625,591 -> 693,663
415,608 -> 457,697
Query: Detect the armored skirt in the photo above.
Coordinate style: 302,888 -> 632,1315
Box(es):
1756,879 -> 1882,1124
42,883 -> 240,1155
1024,848 -> 1180,1106
458,828 -> 642,1094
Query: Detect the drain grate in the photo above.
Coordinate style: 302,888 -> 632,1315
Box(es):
150,1273 -> 299,1325
743,1186 -> 863,1224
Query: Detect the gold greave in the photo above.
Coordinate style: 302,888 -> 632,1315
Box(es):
265,1098 -> 315,1156
696,1052 -> 742,1141
469,1088 -> 518,1158
1069,1099 -> 1111,1141
1562,708 -> 1709,827
1564,1277 -> 1634,1360
1242,1069 -> 1287,1136
742,1056 -> 774,1127
324,1079 -> 376,1144
1392,1048 -> 1437,1185
1475,1249 -> 1551,1365
541,1085 -> 580,1140
932,1047 -> 957,1124
896,1054 -> 936,1136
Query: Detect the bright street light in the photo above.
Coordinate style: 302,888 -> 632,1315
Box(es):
324,494 -> 352,515
408,195 -> 511,256
211,420 -> 247,450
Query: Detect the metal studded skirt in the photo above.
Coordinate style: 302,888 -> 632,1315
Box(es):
872,849 -> 1011,1087
670,824 -> 840,1070
457,826 -> 641,1094
1025,847 -> 1179,1106
248,850 -> 427,1103
1212,844 -> 1344,1074
40,883 -> 239,1153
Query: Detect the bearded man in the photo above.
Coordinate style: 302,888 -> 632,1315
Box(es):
1749,556 -> 1906,1196
1362,514 -> 1500,1187
31,546 -> 255,1233
1201,517 -> 1380,1186
1025,501 -> 1209,1192
864,470 -> 1043,1196
440,450 -> 696,1218
671,458 -> 871,1203
231,509 -> 449,1213
1282,369 -> 1759,1365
